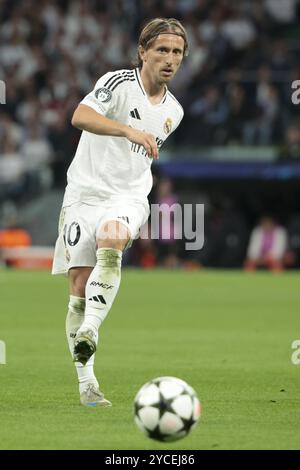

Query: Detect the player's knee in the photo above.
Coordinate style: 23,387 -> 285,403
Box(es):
97,221 -> 130,251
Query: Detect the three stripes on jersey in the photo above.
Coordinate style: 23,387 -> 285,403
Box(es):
103,70 -> 136,92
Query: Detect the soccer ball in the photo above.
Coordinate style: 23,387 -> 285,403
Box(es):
134,376 -> 201,442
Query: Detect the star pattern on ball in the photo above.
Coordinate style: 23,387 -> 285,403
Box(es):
151,391 -> 175,418
134,378 -> 201,442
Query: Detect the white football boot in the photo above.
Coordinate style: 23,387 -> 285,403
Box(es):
80,383 -> 112,407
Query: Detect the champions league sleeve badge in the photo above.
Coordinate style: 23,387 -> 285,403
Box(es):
95,87 -> 112,103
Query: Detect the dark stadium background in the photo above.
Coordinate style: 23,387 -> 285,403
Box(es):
1,0 -> 300,268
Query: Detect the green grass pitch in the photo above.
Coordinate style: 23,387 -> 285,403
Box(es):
0,268 -> 300,450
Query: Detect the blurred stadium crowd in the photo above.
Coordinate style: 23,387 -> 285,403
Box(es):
1,0 -> 300,269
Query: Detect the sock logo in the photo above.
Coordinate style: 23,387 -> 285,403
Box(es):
89,295 -> 107,304
90,281 -> 113,289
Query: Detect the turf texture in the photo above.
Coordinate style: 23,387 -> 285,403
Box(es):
0,269 -> 299,449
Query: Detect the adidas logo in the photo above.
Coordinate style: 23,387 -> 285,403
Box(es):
130,108 -> 141,120
117,216 -> 129,224
89,295 -> 106,304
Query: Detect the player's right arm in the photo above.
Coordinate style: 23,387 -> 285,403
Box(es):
72,104 -> 158,160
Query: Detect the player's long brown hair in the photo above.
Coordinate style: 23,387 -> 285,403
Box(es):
136,18 -> 189,68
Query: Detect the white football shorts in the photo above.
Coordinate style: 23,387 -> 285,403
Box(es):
52,199 -> 149,275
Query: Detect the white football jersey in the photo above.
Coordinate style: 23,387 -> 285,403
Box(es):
63,68 -> 184,207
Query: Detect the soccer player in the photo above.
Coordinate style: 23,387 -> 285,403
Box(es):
52,18 -> 188,407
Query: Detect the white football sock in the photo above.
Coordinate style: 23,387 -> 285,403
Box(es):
77,248 -> 122,335
66,295 -> 98,393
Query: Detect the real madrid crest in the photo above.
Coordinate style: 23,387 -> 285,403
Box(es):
164,117 -> 172,134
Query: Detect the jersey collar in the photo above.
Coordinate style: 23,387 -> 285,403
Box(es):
135,68 -> 167,105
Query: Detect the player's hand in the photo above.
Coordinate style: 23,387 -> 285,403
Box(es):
125,127 -> 159,160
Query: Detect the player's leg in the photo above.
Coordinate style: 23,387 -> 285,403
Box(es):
243,257 -> 257,271
53,202 -> 111,406
67,267 -> 94,385
74,221 -> 129,364
68,267 -> 112,406
73,201 -> 149,406
265,256 -> 283,273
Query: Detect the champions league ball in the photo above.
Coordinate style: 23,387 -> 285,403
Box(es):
134,377 -> 201,442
